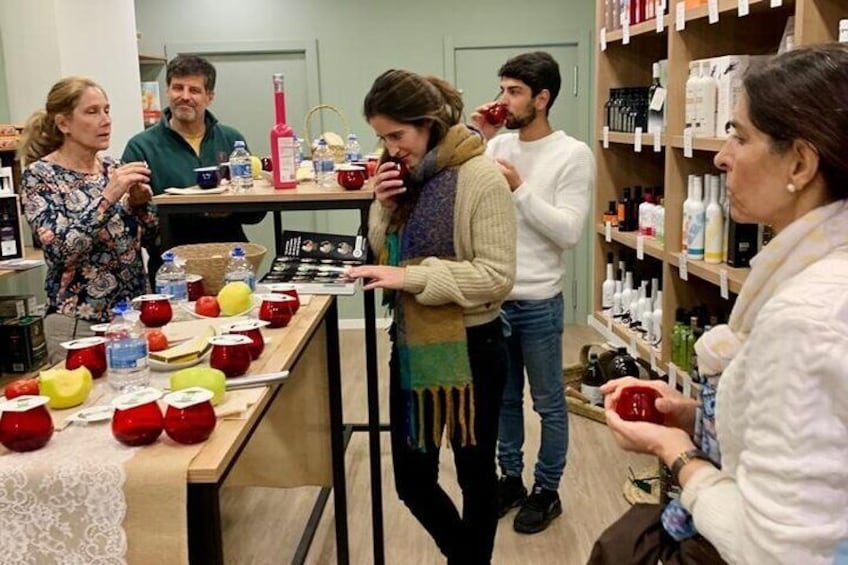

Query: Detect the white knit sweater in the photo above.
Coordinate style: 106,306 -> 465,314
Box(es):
682,248 -> 848,564
485,131 -> 594,300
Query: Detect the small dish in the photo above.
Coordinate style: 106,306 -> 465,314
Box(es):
68,404 -> 115,424
180,296 -> 259,320
164,186 -> 228,196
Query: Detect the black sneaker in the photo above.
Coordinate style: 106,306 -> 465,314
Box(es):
514,484 -> 562,534
497,475 -> 527,518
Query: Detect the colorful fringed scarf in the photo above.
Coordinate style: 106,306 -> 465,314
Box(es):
382,124 -> 486,450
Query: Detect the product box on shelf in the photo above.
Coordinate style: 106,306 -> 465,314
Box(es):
0,295 -> 37,320
726,219 -> 759,268
0,167 -> 13,195
712,55 -> 768,139
0,194 -> 24,261
0,316 -> 47,373
141,81 -> 162,127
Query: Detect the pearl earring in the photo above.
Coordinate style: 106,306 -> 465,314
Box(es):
786,183 -> 796,193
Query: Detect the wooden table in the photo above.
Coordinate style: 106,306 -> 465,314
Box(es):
153,180 -> 385,565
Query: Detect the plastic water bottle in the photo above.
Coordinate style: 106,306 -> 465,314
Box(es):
314,138 -> 335,188
344,133 -> 363,163
229,140 -> 253,191
105,301 -> 150,392
224,245 -> 256,290
295,136 -> 305,164
154,251 -> 187,302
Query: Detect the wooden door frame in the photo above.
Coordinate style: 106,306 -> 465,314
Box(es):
442,31 -> 596,323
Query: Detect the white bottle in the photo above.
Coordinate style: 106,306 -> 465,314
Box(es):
229,140 -> 253,191
720,173 -> 729,263
629,284 -> 641,328
654,198 -> 665,244
224,245 -> 256,290
636,282 -> 650,328
314,138 -> 335,188
685,62 -> 700,130
638,190 -> 656,236
840,19 -> 848,43
154,251 -> 188,302
621,271 -> 634,320
612,280 -> 623,318
704,175 -> 724,264
682,175 -> 695,254
105,301 -> 150,392
686,176 -> 706,260
696,61 -> 717,138
650,290 -> 663,345
602,253 -> 616,311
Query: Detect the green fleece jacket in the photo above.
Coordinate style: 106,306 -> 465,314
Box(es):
121,108 -> 265,247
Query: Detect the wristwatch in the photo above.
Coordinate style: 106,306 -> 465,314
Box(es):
670,448 -> 711,484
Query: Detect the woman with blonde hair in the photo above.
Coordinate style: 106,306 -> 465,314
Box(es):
19,76 -> 157,362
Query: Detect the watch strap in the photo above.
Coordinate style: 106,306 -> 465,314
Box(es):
670,448 -> 710,484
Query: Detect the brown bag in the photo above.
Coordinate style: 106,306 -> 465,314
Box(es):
588,504 -> 727,565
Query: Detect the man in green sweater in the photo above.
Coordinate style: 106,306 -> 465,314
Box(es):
122,55 -> 264,279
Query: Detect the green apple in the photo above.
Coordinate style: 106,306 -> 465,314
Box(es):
39,366 -> 93,409
170,367 -> 226,405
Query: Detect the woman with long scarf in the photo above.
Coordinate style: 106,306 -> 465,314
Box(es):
346,69 -> 516,564
593,44 -> 848,564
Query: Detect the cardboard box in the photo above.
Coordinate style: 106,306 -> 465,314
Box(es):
0,295 -> 37,320
141,82 -> 162,126
0,194 -> 24,260
0,316 -> 47,373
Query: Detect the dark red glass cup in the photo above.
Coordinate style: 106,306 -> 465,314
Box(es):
209,335 -> 253,378
62,336 -> 108,379
257,293 -> 296,328
136,294 -> 173,328
163,388 -> 217,445
267,283 -> 300,314
484,103 -> 508,126
615,385 -> 664,425
0,396 -> 54,452
225,320 -> 269,360
336,165 -> 366,190
111,388 -> 164,446
186,275 -> 205,302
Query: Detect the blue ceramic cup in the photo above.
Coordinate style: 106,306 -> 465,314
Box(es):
194,166 -> 220,189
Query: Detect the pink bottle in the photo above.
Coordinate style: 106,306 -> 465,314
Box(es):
270,73 -> 298,189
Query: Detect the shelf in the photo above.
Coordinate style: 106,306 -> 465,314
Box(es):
605,16 -> 669,43
669,135 -> 727,153
591,311 -> 665,373
600,131 -> 666,149
596,223 -> 665,260
670,252 -> 748,294
683,0 -> 793,24
138,54 -> 166,65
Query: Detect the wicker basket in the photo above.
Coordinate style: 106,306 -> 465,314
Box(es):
304,104 -> 350,163
168,242 -> 267,295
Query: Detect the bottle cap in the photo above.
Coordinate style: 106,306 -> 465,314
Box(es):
112,300 -> 131,316
232,246 -> 245,257
234,140 -> 246,149
161,251 -> 174,262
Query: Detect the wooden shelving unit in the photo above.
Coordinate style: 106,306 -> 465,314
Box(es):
593,0 -> 845,370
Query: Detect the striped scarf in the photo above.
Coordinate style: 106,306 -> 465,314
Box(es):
382,124 -> 485,450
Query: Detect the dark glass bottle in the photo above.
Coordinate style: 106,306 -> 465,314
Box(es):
611,347 -> 640,379
581,353 -> 605,406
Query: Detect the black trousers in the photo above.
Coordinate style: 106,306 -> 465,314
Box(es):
389,318 -> 508,565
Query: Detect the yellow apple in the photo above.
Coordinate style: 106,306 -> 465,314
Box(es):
250,156 -> 263,179
217,281 -> 253,316
170,366 -> 226,405
38,366 -> 93,409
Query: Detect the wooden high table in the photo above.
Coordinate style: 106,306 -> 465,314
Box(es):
152,181 -> 385,565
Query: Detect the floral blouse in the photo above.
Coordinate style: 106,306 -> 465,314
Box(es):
22,157 -> 158,323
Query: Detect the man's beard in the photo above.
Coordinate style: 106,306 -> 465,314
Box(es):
505,103 -> 537,130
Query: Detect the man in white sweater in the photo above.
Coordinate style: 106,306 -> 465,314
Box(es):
472,51 -> 595,534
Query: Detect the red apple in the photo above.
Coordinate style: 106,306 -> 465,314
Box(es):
261,156 -> 273,172
4,378 -> 40,400
146,330 -> 169,352
195,296 -> 221,318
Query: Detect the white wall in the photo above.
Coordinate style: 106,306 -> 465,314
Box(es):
0,0 -> 142,153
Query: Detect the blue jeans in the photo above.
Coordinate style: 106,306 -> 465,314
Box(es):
497,294 -> 568,491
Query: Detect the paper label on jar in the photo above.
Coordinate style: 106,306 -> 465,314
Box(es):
0,395 -> 50,412
113,387 -> 162,411
208,334 -> 254,347
164,387 -> 214,409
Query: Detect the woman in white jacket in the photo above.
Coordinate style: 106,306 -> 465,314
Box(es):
594,44 -> 848,564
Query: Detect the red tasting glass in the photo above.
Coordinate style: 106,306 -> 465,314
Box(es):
186,275 -> 205,302
267,283 -> 300,314
336,165 -> 366,190
615,385 -> 664,425
225,320 -> 269,360
163,388 -> 217,445
209,335 -> 253,378
0,396 -> 54,452
62,336 -> 108,379
257,293 -> 296,328
135,294 -> 173,328
484,103 -> 508,126
111,388 -> 164,446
